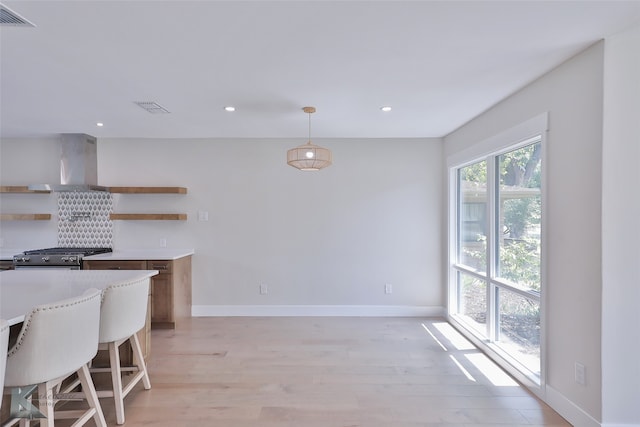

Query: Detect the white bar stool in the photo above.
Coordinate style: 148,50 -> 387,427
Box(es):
93,278 -> 152,424
3,289 -> 106,427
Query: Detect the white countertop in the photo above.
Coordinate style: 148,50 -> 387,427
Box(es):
85,249 -> 194,261
0,269 -> 159,325
0,248 -> 194,261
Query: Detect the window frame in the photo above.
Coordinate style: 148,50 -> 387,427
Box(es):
447,113 -> 548,396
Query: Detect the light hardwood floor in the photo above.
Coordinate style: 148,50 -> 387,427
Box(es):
84,317 -> 570,426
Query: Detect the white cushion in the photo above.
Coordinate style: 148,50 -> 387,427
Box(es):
99,278 -> 150,343
4,289 -> 102,387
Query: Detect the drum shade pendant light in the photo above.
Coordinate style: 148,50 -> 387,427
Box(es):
287,106 -> 332,171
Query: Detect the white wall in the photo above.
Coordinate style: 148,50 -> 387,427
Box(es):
601,23 -> 640,426
0,137 -> 60,249
444,43 -> 605,424
0,137 -> 444,315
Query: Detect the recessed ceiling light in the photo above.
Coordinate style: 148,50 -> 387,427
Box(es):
96,122 -> 104,127
380,106 -> 392,112
224,106 -> 236,112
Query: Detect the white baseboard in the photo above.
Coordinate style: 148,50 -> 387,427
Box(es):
192,305 -> 445,317
545,384 -> 601,427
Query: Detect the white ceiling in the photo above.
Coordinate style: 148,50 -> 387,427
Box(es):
1,0 -> 640,139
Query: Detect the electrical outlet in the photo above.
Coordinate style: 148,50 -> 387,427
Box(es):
259,284 -> 268,295
159,238 -> 167,247
575,362 -> 586,385
385,283 -> 393,294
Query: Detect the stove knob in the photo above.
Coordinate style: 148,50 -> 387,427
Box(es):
61,256 -> 69,262
42,256 -> 50,263
21,257 -> 30,262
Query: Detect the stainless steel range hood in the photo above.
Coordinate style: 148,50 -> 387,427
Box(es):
29,133 -> 109,192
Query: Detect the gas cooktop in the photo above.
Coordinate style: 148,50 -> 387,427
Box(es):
13,247 -> 113,269
22,247 -> 113,256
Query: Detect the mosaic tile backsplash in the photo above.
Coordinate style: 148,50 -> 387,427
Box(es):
58,192 -> 114,247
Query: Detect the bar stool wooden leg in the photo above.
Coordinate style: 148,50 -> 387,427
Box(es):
131,334 -> 151,390
77,364 -> 107,427
108,342 -> 126,425
38,382 -> 54,427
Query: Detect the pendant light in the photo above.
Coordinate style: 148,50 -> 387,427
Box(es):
287,106 -> 332,171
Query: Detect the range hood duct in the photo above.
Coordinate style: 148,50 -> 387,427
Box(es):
29,134 -> 108,192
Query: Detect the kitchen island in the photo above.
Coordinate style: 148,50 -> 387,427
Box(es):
0,269 -> 158,325
0,269 -> 159,422
1,269 -> 160,365
0,269 -> 158,359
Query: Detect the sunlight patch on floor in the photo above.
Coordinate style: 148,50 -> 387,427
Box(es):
421,323 -> 448,351
449,354 -> 476,382
465,352 -> 519,387
432,322 -> 476,351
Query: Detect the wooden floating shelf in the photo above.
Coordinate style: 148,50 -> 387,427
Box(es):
0,186 -> 51,194
108,187 -> 187,194
110,213 -> 187,221
0,213 -> 52,220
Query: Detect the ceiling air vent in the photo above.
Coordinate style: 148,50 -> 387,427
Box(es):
0,3 -> 35,27
134,101 -> 171,114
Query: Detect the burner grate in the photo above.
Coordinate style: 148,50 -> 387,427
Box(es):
22,247 -> 113,256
